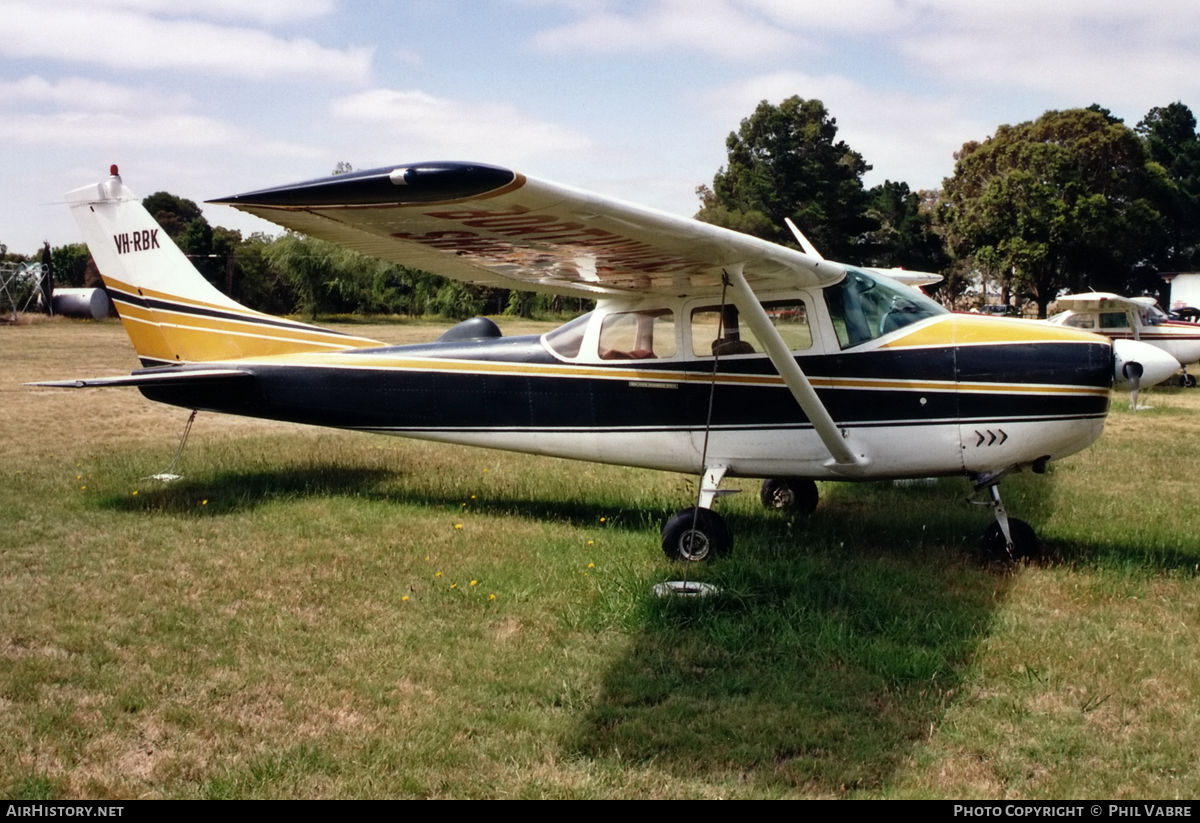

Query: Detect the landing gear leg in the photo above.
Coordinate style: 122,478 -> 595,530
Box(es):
661,466 -> 735,562
979,482 -> 1039,562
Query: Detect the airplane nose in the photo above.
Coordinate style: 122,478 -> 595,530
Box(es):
1112,339 -> 1180,388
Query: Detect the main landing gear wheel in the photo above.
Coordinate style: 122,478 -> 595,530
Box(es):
1182,373 -> 1197,388
760,478 -> 819,514
982,518 -> 1040,562
661,508 -> 733,562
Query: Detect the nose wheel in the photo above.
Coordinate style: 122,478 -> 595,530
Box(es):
979,482 -> 1041,562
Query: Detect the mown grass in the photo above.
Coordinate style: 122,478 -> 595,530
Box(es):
2,317 -> 1198,798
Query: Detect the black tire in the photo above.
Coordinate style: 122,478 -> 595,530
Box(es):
759,478 -> 819,514
1182,373 -> 1197,389
982,518 -> 1040,562
661,508 -> 732,562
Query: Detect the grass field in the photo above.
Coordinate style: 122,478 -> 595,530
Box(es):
2,316 -> 1199,799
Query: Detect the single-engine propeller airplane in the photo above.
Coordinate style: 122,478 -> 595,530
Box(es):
1047,292 -> 1200,391
33,164 -> 1179,561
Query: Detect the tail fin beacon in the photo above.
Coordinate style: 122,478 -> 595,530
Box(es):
67,167 -> 381,366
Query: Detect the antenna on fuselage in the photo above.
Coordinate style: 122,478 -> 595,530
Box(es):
784,217 -> 823,259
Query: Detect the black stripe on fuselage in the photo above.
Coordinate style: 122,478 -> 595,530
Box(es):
136,339 -> 1112,433
107,287 -> 350,337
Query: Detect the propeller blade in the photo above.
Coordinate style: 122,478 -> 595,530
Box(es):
1124,360 -> 1142,411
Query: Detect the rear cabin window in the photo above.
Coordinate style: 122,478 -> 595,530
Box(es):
1062,313 -> 1096,329
1099,312 -> 1131,330
598,309 -> 676,360
690,300 -> 812,357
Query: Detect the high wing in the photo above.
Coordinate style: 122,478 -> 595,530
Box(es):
1055,292 -> 1158,311
211,162 -> 849,298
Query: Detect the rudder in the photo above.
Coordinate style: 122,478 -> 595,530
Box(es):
66,167 -> 381,365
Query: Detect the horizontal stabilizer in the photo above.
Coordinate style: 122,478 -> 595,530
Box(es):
28,367 -> 253,389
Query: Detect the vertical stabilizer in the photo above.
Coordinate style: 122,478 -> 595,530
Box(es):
66,167 -> 381,365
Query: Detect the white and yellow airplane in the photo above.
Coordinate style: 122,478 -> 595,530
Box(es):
34,164 -> 1179,562
1047,292 -> 1200,389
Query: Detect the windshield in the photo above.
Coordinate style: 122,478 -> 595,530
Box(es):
823,268 -> 947,349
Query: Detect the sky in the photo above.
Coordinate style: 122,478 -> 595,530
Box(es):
4,0 -> 1200,255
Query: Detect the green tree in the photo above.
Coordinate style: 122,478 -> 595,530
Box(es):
50,243 -> 91,288
1137,102 -> 1200,275
696,96 -> 874,261
856,181 -> 949,274
264,234 -> 345,320
940,108 -> 1163,317
142,191 -> 204,240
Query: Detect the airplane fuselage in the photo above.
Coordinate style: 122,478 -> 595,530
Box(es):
138,308 -> 1113,482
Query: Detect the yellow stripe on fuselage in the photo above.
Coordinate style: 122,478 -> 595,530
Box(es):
103,275 -> 384,362
880,314 -> 1105,348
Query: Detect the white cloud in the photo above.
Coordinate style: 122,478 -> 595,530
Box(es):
0,112 -> 241,148
704,72 -> 989,190
329,89 -> 594,166
529,1 -> 1200,109
45,0 -> 337,25
531,0 -> 799,58
900,18 -> 1200,109
742,0 -> 916,33
0,75 -> 192,113
1,1 -> 372,83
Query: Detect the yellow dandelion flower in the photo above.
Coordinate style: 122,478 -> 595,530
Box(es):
489,593 -> 496,601
588,563 -> 594,569
450,583 -> 457,589
600,516 -> 606,522
76,475 -> 81,480
436,571 -> 442,578
132,490 -> 138,496
587,540 -> 594,545
402,595 -> 409,602
202,500 -> 208,506
454,523 -> 463,530
80,486 -> 86,490
470,580 -> 477,587
470,495 -> 476,500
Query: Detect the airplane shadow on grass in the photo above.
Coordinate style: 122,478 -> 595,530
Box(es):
96,461 -> 1198,794
98,463 -> 671,529
564,483 -> 1013,795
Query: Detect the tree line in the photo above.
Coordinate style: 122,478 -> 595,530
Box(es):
698,97 -> 1200,317
14,99 -> 1200,321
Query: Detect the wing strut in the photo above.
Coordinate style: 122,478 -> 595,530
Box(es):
723,264 -> 870,473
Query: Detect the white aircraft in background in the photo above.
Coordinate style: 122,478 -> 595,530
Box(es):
1047,293 -> 1200,401
32,164 -> 1178,561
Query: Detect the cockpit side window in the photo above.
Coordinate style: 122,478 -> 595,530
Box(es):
824,268 -> 946,349
1063,313 -> 1096,329
598,309 -> 676,360
690,300 -> 812,357
543,311 -> 592,359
